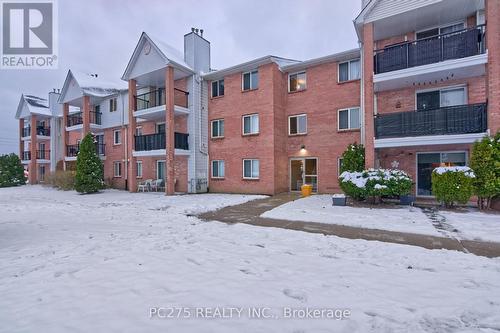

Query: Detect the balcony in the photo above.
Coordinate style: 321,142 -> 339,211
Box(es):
66,111 -> 102,127
374,25 -> 486,74
66,143 -> 106,158
22,151 -> 31,160
374,103 -> 487,147
133,88 -> 189,120
134,132 -> 189,153
22,126 -> 50,138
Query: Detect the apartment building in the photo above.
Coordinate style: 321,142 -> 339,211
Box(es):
15,93 -> 62,183
204,51 -> 361,195
14,0 -> 499,198
356,0 -> 499,197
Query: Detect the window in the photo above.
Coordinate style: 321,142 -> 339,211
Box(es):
289,72 -> 306,92
211,119 -> 224,138
243,159 -> 259,179
113,129 -> 121,145
136,161 -> 143,178
95,105 -> 100,113
135,126 -> 143,136
416,87 -> 466,110
211,79 -> 225,98
113,161 -> 122,177
109,98 -> 117,112
211,160 -> 225,178
338,107 -> 360,130
338,59 -> 360,82
242,114 -> 259,135
416,22 -> 465,39
242,70 -> 258,91
289,114 -> 307,135
156,123 -> 165,134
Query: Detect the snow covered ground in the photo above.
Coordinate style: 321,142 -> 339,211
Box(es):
262,195 -> 441,236
1,186 -> 500,332
262,195 -> 500,243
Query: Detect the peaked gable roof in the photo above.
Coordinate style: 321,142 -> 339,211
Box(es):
121,32 -> 193,81
15,94 -> 51,119
58,69 -> 126,103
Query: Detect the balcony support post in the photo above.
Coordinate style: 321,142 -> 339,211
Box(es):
82,95 -> 91,137
165,66 -> 175,195
29,115 -> 37,184
62,103 -> 69,170
487,0 -> 500,133
128,79 -> 137,192
363,22 -> 376,168
19,118 -> 24,160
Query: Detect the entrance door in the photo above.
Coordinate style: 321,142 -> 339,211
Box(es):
417,152 -> 466,196
290,158 -> 318,192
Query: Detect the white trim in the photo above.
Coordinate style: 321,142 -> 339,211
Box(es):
337,107 -> 361,130
338,58 -> 361,82
133,149 -> 165,157
374,132 -> 487,148
241,70 -> 258,91
133,105 -> 165,118
242,159 -> 259,179
211,160 -> 225,179
288,71 -> 307,92
136,160 -> 143,178
211,119 -> 224,138
242,114 -> 259,135
113,129 -> 122,145
65,124 -> 83,132
288,114 -> 307,135
156,160 -> 166,180
373,53 -> 488,84
288,157 -> 319,192
415,150 -> 468,197
113,161 -> 122,177
211,79 -> 224,98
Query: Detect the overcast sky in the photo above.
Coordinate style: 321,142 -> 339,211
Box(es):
0,0 -> 361,155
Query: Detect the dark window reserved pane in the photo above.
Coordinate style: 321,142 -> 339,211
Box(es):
250,71 -> 258,89
219,80 -> 224,96
243,117 -> 251,133
212,81 -> 218,97
417,91 -> 440,110
212,121 -> 219,137
350,108 -> 360,129
243,73 -> 251,90
339,62 -> 349,82
289,72 -> 306,92
289,117 -> 298,134
243,160 -> 252,177
156,123 -> 166,133
416,28 -> 439,39
339,110 -> 349,129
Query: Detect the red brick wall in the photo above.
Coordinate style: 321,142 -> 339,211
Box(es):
103,126 -> 127,189
284,61 -> 361,193
208,63 -> 277,195
487,0 -> 500,133
378,143 -> 473,195
376,76 -> 487,115
134,155 -> 188,192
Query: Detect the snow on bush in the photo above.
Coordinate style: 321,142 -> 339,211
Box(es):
339,168 -> 412,201
431,166 -> 475,207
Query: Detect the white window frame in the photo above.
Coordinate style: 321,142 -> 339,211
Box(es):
113,161 -> 122,177
288,71 -> 307,92
113,129 -> 121,145
135,126 -> 143,136
338,157 -> 344,176
242,159 -> 259,180
415,20 -> 466,40
156,122 -> 165,134
136,161 -> 143,178
242,114 -> 259,135
288,114 -> 307,135
211,160 -> 225,179
156,160 -> 166,180
211,79 -> 224,98
242,70 -> 258,91
415,85 -> 468,109
338,59 -> 360,82
211,119 -> 224,138
337,107 -> 361,131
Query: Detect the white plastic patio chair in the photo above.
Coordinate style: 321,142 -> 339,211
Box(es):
151,179 -> 163,192
138,179 -> 153,192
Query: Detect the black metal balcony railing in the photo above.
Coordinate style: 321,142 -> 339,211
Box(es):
374,25 -> 486,74
375,103 -> 487,139
22,126 -> 50,137
66,111 -> 102,127
135,88 -> 189,111
22,151 -> 31,160
36,150 -> 50,159
66,143 -> 106,157
134,132 -> 189,151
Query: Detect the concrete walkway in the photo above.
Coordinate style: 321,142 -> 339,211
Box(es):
199,193 -> 500,258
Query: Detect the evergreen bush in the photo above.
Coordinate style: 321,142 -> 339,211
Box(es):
75,133 -> 104,194
470,133 -> 500,209
0,153 -> 26,187
340,143 -> 365,173
431,166 -> 475,208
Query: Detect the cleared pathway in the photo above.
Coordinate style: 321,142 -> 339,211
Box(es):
199,193 -> 500,258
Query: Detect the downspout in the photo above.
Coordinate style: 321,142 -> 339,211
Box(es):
359,40 -> 365,146
121,92 -> 128,189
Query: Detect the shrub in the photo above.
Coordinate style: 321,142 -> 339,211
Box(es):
0,153 -> 26,187
340,143 -> 365,173
75,133 -> 104,194
45,170 -> 76,190
431,166 -> 475,208
470,133 -> 500,209
339,169 -> 412,202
